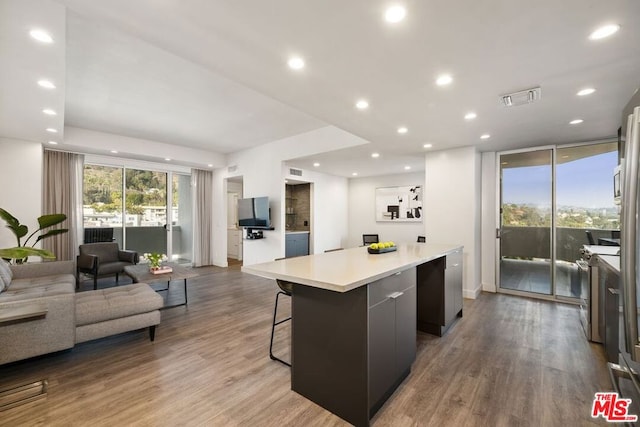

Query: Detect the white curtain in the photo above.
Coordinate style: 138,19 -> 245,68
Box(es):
42,150 -> 84,261
192,168 -> 214,267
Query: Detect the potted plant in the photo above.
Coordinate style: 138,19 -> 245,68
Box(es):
0,208 -> 68,263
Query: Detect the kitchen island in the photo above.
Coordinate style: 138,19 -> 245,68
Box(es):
242,243 -> 463,426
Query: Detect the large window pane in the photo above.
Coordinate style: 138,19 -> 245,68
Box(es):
555,142 -> 619,298
83,165 -> 124,245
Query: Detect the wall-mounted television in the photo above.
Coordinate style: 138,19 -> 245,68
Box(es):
238,196 -> 271,228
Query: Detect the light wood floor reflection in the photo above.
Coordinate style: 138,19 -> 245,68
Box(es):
1,264 -> 609,426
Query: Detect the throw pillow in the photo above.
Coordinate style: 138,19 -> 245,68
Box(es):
0,258 -> 12,289
0,274 -> 4,294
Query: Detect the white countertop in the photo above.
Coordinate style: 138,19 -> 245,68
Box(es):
584,245 -> 620,256
242,243 -> 463,293
285,230 -> 310,234
598,254 -> 620,273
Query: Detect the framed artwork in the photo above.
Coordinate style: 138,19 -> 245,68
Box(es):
375,185 -> 422,222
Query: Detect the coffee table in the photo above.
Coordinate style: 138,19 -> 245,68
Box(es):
124,263 -> 197,309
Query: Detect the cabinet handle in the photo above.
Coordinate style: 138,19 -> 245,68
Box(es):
388,292 -> 404,299
394,272 -> 401,276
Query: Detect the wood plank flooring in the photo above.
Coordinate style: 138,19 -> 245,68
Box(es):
0,265 -> 611,426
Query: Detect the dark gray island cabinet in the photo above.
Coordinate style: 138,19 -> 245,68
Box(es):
242,243 -> 463,426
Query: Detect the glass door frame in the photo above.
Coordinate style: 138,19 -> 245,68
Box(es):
496,145 -> 559,301
496,140 -> 618,303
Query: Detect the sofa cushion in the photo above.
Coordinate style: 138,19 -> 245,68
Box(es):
0,281 -> 75,302
0,274 -> 4,294
8,274 -> 76,291
0,259 -> 12,288
75,283 -> 163,326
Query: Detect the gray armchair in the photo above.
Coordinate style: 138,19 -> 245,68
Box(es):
77,242 -> 139,290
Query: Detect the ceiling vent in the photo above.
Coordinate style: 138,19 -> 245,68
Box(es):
500,86 -> 541,107
228,165 -> 238,173
289,168 -> 303,176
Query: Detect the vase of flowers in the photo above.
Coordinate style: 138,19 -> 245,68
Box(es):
143,252 -> 167,271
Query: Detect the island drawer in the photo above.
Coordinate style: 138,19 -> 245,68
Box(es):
368,268 -> 416,308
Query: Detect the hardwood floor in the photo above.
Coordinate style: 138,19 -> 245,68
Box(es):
1,265 -> 610,426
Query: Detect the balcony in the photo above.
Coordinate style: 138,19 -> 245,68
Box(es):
500,226 -> 618,298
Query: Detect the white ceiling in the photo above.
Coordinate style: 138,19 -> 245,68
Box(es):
2,0 -> 640,177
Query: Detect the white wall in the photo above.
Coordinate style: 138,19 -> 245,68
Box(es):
424,146 -> 482,299
347,172 -> 425,247
481,151 -> 497,292
214,126 -> 363,266
0,139 -> 43,250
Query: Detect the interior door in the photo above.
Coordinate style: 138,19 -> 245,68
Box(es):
498,149 -> 553,296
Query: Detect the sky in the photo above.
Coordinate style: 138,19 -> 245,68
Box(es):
502,150 -> 618,208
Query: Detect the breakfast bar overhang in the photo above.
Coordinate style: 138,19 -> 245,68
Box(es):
242,243 -> 464,426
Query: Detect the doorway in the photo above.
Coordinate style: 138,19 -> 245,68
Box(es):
226,176 -> 243,266
497,142 -> 619,300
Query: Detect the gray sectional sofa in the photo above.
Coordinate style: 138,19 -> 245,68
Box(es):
0,259 -> 163,365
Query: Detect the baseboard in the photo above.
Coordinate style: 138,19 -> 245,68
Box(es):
463,285 -> 482,300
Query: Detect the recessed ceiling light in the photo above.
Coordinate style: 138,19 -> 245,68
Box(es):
577,88 -> 596,96
436,74 -> 453,86
589,24 -> 620,40
29,29 -> 53,43
384,5 -> 407,23
42,108 -> 56,116
371,152 -> 380,158
397,127 -> 408,134
352,172 -> 358,176
164,158 -> 171,161
47,141 -> 58,145
464,112 -> 477,120
356,99 -> 369,110
208,164 -> 213,167
37,80 -> 55,89
404,166 -> 411,170
46,128 -> 57,133
313,162 -> 320,167
480,134 -> 491,140
110,150 -> 118,154
423,143 -> 433,148
569,119 -> 584,125
287,57 -> 305,70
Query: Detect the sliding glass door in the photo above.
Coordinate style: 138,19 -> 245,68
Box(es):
83,164 -> 191,263
124,169 -> 168,256
498,149 -> 553,295
498,142 -> 619,300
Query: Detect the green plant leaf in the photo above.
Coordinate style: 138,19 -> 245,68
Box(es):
0,247 -> 56,260
0,208 -> 19,228
37,214 -> 67,229
35,228 -> 69,243
15,224 -> 28,239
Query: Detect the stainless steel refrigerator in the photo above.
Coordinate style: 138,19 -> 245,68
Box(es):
611,89 -> 640,408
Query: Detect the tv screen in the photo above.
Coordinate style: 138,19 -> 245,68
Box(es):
238,196 -> 270,227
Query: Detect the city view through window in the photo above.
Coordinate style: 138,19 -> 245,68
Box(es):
502,146 -> 619,230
